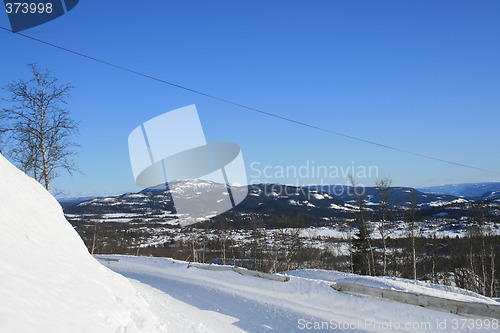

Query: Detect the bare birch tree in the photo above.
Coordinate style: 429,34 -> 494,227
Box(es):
376,177 -> 393,275
1,64 -> 79,192
405,190 -> 419,280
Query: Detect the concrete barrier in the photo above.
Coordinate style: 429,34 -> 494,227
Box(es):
187,263 -> 289,282
232,266 -> 289,282
95,256 -> 120,264
331,282 -> 500,319
187,263 -> 234,272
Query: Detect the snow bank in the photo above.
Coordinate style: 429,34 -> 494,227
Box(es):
0,154 -> 165,333
285,269 -> 498,305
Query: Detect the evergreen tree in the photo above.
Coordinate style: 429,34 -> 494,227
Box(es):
352,221 -> 373,275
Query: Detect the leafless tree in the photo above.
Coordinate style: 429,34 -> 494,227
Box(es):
405,190 -> 419,280
376,177 -> 393,276
1,64 -> 79,192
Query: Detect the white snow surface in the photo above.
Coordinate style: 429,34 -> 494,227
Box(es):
285,270 -> 498,305
98,255 -> 499,332
0,154 -> 168,332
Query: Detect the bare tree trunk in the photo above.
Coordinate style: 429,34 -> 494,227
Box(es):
490,244 -> 496,297
432,255 -> 436,284
481,237 -> 487,295
367,238 -> 376,276
222,239 -> 226,265
405,191 -> 418,280
366,252 -> 372,276
348,235 -> 354,274
412,235 -> 417,280
40,110 -> 50,191
470,245 -> 478,292
192,240 -> 197,263
376,177 -> 392,276
382,235 -> 387,276
91,224 -> 97,255
231,235 -> 236,267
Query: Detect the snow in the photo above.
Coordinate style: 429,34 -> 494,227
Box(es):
99,255 -> 496,332
310,193 -> 325,200
329,203 -> 358,211
127,279 -> 245,333
299,226 -> 350,239
425,198 -> 469,207
0,154 -> 170,332
285,270 -> 498,305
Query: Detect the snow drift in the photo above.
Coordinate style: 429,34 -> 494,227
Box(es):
0,154 -> 165,333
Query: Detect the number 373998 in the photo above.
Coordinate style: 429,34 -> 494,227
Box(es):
5,2 -> 54,14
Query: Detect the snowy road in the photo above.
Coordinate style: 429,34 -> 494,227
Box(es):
96,256 -> 495,333
100,257 -> 331,332
126,271 -> 324,333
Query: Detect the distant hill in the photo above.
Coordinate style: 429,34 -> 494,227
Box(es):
64,181 -> 468,225
64,181 -> 349,218
57,196 -> 98,209
306,185 -> 462,208
418,182 -> 500,199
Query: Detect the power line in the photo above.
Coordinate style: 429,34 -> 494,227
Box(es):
1,26 -> 498,175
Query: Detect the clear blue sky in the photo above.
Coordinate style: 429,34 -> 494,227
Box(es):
1,0 -> 499,196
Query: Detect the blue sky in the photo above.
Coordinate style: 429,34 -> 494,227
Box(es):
1,0 -> 499,196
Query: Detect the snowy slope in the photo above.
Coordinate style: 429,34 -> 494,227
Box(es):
0,154 -> 167,333
98,255 -> 498,333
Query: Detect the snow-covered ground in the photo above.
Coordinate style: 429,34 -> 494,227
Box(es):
0,154 -> 167,333
1,152 -> 499,333
98,255 -> 499,332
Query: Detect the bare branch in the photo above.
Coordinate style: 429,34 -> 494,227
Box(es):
1,64 -> 79,192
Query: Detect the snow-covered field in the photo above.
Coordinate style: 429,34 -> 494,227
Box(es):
1,153 -> 499,333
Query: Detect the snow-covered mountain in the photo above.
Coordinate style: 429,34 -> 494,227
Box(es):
307,185 -> 462,207
418,182 -> 500,199
64,181 -> 466,224
64,181 -> 354,221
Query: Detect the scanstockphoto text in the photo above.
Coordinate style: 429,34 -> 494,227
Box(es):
248,160 -> 379,198
297,318 -> 499,331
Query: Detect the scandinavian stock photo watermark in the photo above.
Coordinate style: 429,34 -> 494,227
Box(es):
248,160 -> 379,199
128,105 -> 248,224
249,160 -> 379,182
297,318 -> 499,331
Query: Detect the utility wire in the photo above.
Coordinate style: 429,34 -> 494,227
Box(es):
1,26 -> 499,175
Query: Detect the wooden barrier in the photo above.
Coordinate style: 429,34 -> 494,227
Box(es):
331,282 -> 500,319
